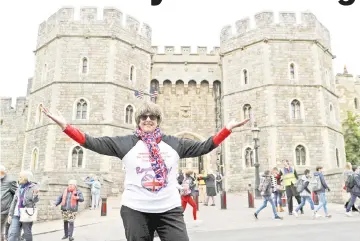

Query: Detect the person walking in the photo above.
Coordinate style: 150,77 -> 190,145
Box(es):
54,179 -> 84,241
293,169 -> 315,217
42,101 -> 250,241
0,165 -> 18,241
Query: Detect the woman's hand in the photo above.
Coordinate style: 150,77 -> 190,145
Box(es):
225,119 -> 250,131
42,107 -> 68,131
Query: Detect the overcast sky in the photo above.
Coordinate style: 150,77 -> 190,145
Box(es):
0,0 -> 359,104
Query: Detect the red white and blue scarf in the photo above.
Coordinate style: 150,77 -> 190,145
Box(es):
135,127 -> 168,192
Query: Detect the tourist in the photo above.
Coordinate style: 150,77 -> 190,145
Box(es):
1,165 -> 18,241
293,169 -> 315,217
271,167 -> 284,213
85,176 -> 101,210
313,166 -> 331,218
42,101 -> 249,241
7,171 -> 39,241
345,165 -> 360,216
54,179 -> 84,241
201,170 -> 217,206
180,170 -> 198,222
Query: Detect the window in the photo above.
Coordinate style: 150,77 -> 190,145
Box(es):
35,104 -> 44,125
295,145 -> 306,165
243,104 -> 252,119
192,158 -> 199,168
76,99 -> 88,119
329,104 -> 335,122
31,148 -> 39,171
336,148 -> 340,167
72,146 -> 84,168
291,99 -> 301,119
243,69 -> 248,85
289,63 -> 295,81
125,105 -> 134,124
129,65 -> 135,82
179,159 -> 186,168
245,147 -> 254,167
355,98 -> 358,109
82,58 -> 88,74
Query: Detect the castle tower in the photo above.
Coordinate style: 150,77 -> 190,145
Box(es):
220,11 -> 346,191
22,7 -> 152,193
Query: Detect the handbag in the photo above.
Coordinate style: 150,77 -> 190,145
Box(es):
19,207 -> 38,222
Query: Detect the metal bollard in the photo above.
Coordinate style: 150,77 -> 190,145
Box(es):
101,197 -> 107,216
220,191 -> 227,210
312,192 -> 319,205
248,184 -> 254,208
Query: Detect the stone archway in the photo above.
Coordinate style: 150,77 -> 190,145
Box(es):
173,131 -> 211,174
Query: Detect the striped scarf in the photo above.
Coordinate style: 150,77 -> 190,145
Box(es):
135,127 -> 168,192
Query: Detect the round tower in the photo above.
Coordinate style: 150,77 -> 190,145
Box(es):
23,7 -> 152,198
220,11 -> 345,192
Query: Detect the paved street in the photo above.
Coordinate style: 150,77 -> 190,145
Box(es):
31,193 -> 360,241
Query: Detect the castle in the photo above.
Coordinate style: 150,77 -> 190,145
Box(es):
1,7 -> 360,219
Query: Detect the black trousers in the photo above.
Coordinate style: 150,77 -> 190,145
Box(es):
285,185 -> 302,213
120,205 -> 189,241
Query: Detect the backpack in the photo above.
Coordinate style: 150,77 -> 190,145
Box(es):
180,178 -> 192,196
295,178 -> 304,193
345,174 -> 355,190
309,175 -> 322,192
258,177 -> 269,195
177,173 -> 184,185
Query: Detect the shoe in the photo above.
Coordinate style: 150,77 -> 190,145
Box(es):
345,212 -> 353,217
301,210 -> 304,214
254,213 -> 258,219
204,203 -> 208,206
62,236 -> 68,240
325,214 -> 332,218
275,216 -> 283,220
288,212 -> 293,215
69,237 -> 74,241
292,211 -> 299,217
194,219 -> 202,226
211,204 -> 215,206
314,212 -> 322,218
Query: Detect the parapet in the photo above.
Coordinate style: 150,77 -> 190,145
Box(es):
36,7 -> 152,51
220,11 -> 331,53
151,46 -> 220,56
0,97 -> 28,114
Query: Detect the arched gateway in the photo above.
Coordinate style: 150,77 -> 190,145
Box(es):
173,131 -> 210,174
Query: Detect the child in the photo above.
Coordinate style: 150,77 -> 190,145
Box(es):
293,169 -> 315,217
254,170 -> 283,220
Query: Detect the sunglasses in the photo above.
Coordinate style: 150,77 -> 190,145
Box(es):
140,114 -> 158,121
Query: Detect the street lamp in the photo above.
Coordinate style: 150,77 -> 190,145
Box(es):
251,122 -> 261,199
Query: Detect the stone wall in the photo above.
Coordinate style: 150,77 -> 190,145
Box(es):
322,168 -> 345,204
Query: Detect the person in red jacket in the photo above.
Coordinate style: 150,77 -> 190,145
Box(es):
42,101 -> 249,241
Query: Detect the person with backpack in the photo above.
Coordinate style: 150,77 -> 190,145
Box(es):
312,166 -> 331,218
180,171 -> 198,222
343,162 -> 358,212
292,169 -> 315,217
177,170 -> 184,185
271,167 -> 284,213
254,170 -> 283,220
90,177 -> 101,210
345,165 -> 360,216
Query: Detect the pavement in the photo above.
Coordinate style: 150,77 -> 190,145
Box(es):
31,193 -> 360,241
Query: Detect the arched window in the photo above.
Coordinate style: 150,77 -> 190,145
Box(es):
31,148 -> 39,171
243,104 -> 252,119
295,145 -> 306,166
125,105 -> 134,124
82,58 -> 88,74
336,148 -> 340,167
35,104 -> 44,125
245,147 -> 254,167
329,104 -> 335,122
72,146 -> 84,168
243,69 -> 248,85
289,63 -> 295,81
291,99 -> 301,119
76,99 -> 88,119
355,98 -> 358,109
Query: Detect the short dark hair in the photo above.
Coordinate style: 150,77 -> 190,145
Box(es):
352,165 -> 358,172
304,169 -> 310,175
316,166 -> 323,171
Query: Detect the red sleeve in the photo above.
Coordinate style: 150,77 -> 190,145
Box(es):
213,127 -> 232,146
63,125 -> 86,145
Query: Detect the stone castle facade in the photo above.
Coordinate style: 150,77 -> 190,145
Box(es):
1,7 -> 360,218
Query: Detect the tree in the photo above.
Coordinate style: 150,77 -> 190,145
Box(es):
342,111 -> 360,165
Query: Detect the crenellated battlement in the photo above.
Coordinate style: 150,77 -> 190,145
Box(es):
36,7 -> 152,51
220,11 -> 331,53
151,46 -> 220,55
0,97 -> 28,114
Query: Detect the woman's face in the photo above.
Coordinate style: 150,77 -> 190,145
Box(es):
18,174 -> 27,184
139,112 -> 159,133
